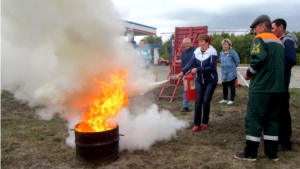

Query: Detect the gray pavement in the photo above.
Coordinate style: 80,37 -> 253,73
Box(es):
149,65 -> 300,88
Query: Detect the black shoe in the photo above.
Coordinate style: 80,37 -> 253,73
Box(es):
270,157 -> 279,162
264,153 -> 279,162
278,144 -> 292,151
180,108 -> 189,112
234,152 -> 256,161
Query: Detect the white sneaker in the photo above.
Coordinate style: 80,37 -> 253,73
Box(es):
219,100 -> 228,104
227,101 -> 234,105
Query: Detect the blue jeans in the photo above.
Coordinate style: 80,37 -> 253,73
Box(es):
183,92 -> 189,108
183,76 -> 189,108
194,81 -> 217,127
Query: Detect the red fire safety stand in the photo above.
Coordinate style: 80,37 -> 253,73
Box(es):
157,26 -> 208,102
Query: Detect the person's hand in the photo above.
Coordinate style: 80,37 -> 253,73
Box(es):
191,68 -> 197,74
176,72 -> 183,79
244,72 -> 253,80
185,70 -> 191,75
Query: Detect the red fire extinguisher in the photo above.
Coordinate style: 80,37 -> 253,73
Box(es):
234,78 -> 239,87
184,74 -> 197,101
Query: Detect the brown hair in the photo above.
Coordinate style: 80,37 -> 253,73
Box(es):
197,34 -> 210,44
139,39 -> 146,44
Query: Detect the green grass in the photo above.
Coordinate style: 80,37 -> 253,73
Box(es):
1,86 -> 300,169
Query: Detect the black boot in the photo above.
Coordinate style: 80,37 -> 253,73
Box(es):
244,140 -> 259,159
234,140 -> 259,161
264,140 -> 279,161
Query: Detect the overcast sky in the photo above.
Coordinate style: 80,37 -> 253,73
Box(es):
112,0 -> 300,40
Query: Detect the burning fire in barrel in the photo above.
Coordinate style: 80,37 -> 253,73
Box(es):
74,71 -> 129,165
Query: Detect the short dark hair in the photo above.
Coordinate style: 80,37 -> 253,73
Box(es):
139,39 -> 146,44
272,18 -> 287,30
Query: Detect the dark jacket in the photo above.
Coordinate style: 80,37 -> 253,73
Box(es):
281,33 -> 298,84
247,31 -> 285,93
181,47 -> 196,67
182,45 -> 218,84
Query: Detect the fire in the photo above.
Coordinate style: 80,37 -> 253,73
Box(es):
75,71 -> 129,132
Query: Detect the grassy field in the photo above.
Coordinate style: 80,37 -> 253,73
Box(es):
1,85 -> 300,169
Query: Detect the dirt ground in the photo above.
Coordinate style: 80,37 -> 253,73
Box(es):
1,85 -> 300,169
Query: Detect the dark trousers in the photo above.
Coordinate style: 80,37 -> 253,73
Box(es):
278,83 -> 292,146
244,140 -> 278,159
194,81 -> 217,127
222,78 -> 236,101
244,92 -> 283,158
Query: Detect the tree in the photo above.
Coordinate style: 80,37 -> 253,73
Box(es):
144,35 -> 162,44
154,31 -> 300,64
159,34 -> 174,60
211,33 -> 253,64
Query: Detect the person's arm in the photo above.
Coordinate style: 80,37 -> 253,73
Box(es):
182,54 -> 196,74
246,38 -> 266,78
232,50 -> 240,67
284,39 -> 297,68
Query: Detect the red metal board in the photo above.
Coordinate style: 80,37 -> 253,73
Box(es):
173,26 -> 208,59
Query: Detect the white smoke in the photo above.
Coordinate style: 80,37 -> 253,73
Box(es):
113,105 -> 188,152
1,0 -> 188,151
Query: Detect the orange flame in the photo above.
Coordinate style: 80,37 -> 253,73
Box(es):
75,71 -> 129,132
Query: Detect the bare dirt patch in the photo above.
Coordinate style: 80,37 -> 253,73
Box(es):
1,85 -> 300,169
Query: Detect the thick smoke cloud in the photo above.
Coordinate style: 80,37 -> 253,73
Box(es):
1,0 -> 187,151
113,105 -> 187,152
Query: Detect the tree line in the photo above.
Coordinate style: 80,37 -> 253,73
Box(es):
144,31 -> 300,65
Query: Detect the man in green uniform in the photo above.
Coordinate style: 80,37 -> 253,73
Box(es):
234,14 -> 285,161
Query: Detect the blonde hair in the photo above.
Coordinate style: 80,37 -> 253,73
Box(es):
221,38 -> 232,49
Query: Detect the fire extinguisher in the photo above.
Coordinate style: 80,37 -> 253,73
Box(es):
234,77 -> 239,87
184,74 -> 197,101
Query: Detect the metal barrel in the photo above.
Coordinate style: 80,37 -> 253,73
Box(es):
74,124 -> 119,165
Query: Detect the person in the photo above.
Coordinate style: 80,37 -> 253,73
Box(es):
272,18 -> 298,151
136,39 -> 152,69
176,34 -> 218,132
180,38 -> 196,112
234,14 -> 285,162
218,38 -> 240,105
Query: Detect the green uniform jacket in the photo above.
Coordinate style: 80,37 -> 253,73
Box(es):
248,31 -> 285,93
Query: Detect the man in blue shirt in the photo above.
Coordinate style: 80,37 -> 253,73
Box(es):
180,38 -> 196,112
272,18 -> 298,151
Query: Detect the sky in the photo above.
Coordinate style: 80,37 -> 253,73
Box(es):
112,0 -> 300,41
